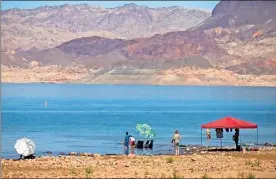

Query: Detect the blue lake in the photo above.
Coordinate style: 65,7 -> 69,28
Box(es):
1,83 -> 276,158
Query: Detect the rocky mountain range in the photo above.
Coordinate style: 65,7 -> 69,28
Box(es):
1,1 -> 276,85
1,3 -> 210,51
195,0 -> 276,75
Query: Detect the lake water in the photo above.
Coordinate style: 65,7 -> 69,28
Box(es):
2,83 -> 276,158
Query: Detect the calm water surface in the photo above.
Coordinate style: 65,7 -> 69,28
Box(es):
2,84 -> 276,158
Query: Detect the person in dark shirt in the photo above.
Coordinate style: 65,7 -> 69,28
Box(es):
234,129 -> 240,150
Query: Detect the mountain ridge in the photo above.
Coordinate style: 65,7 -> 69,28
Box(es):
1,4 -> 210,51
1,1 -> 276,85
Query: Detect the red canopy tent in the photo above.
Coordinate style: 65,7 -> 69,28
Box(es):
200,116 -> 258,147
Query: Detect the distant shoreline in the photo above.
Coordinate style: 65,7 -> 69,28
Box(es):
2,66 -> 275,87
2,81 -> 276,87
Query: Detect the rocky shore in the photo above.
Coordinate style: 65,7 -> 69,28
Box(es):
2,66 -> 276,87
2,148 -> 276,178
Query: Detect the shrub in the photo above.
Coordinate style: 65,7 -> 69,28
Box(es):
166,157 -> 174,163
202,173 -> 209,179
247,173 -> 256,179
85,166 -> 93,178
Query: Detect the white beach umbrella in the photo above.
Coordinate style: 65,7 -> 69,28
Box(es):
14,138 -> 36,156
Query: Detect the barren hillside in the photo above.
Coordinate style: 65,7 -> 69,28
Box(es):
1,4 -> 210,50
1,1 -> 276,85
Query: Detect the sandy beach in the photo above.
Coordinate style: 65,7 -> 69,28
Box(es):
2,147 -> 276,178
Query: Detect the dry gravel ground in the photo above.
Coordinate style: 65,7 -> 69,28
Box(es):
2,148 -> 276,178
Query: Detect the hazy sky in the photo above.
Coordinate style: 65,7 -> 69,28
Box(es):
2,1 -> 220,11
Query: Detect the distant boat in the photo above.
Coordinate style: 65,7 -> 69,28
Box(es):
45,101 -> 48,107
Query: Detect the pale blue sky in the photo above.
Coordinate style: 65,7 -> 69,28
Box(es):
1,1 -> 219,11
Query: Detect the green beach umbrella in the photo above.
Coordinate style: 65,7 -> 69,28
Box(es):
136,124 -> 156,139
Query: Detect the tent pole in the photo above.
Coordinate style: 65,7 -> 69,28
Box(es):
201,128 -> 202,149
240,130 -> 242,146
257,127 -> 259,146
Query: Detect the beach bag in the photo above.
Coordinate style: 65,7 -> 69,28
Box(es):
136,141 -> 143,149
149,140 -> 154,149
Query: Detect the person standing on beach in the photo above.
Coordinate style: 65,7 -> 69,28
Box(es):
234,129 -> 240,150
123,132 -> 131,155
206,129 -> 211,147
173,130 -> 181,155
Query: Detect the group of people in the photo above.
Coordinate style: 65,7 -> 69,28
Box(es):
206,128 -> 240,149
124,128 -> 241,156
123,132 -> 136,155
123,130 -> 182,156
